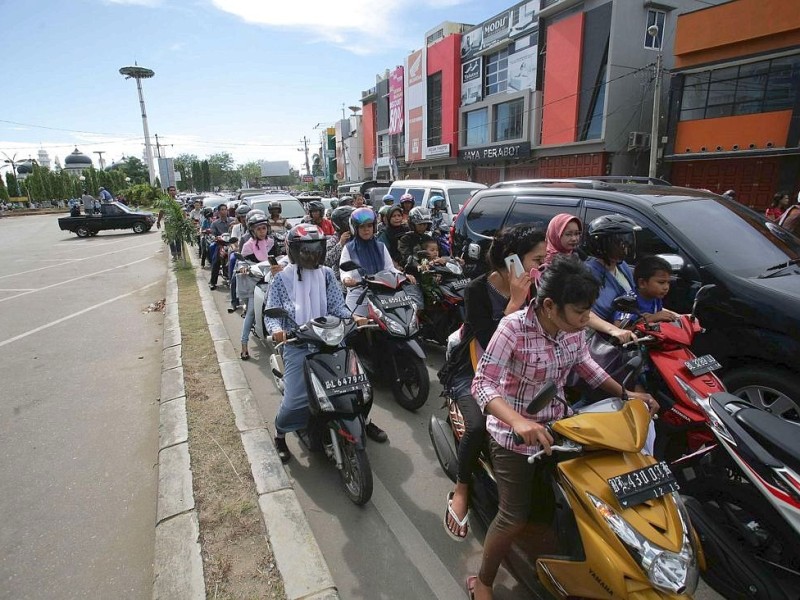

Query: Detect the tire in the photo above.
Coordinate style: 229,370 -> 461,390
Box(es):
390,351 -> 430,411
339,439 -> 373,505
724,366 -> 800,422
132,221 -> 147,234
75,225 -> 92,238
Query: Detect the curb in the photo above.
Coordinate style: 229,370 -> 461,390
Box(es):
187,253 -> 340,600
153,265 -> 205,600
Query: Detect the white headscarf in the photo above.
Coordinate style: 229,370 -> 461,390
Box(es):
281,264 -> 327,326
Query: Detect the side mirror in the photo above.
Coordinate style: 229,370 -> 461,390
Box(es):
524,381 -> 558,415
340,260 -> 361,272
416,250 -> 429,260
657,253 -> 685,274
690,283 -> 717,320
264,307 -> 289,318
612,294 -> 639,315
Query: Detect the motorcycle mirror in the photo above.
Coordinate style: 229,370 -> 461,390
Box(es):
690,283 -> 717,320
264,307 -> 289,318
340,260 -> 361,272
416,250 -> 429,259
525,381 -> 558,415
612,294 -> 639,315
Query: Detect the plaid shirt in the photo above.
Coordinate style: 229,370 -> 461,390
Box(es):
472,304 -> 609,455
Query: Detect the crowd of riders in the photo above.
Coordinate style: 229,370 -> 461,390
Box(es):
191,190 -> 692,598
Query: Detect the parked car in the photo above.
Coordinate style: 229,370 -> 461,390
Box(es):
452,178 -> 800,419
247,194 -> 307,228
388,179 -> 487,227
58,202 -> 155,237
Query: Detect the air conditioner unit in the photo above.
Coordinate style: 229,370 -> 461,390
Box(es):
627,132 -> 651,151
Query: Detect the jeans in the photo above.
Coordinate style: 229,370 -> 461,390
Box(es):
275,343 -> 315,434
241,301 -> 255,344
451,372 -> 486,485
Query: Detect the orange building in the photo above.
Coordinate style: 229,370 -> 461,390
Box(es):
664,0 -> 800,209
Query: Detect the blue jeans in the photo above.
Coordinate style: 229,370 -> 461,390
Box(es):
275,343 -> 315,434
241,301 -> 255,344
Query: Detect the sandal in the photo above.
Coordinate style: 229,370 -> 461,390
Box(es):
443,491 -> 469,542
240,351 -> 250,361
465,575 -> 477,600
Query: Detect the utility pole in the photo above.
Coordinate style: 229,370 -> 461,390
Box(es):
155,133 -> 162,159
119,65 -> 157,185
299,136 -> 311,176
648,25 -> 663,179
93,151 -> 106,170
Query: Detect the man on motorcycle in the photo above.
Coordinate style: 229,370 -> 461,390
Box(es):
267,201 -> 287,236
399,193 -> 415,223
398,207 -> 435,267
303,200 -> 335,236
208,204 -> 235,290
324,205 -> 355,289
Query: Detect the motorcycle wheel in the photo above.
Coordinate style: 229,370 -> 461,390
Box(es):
339,439 -> 373,506
390,351 -> 430,411
692,479 -> 800,581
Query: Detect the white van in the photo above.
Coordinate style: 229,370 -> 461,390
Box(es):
387,179 -> 487,226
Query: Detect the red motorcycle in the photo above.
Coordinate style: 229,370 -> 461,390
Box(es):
614,285 -> 723,461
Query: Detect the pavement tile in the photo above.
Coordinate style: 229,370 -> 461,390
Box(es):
157,443 -> 194,523
219,361 -> 249,391
228,388 -> 265,432
213,339 -> 238,363
162,345 -> 181,372
208,323 -> 229,342
258,490 -> 337,600
160,366 -> 185,402
162,327 -> 181,350
241,429 -> 291,494
153,511 -> 205,600
159,396 -> 188,449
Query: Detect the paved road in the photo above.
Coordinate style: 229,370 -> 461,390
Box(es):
206,273 -> 724,600
0,215 -> 166,600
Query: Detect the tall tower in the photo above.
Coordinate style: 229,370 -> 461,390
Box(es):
37,148 -> 51,170
119,64 -> 157,185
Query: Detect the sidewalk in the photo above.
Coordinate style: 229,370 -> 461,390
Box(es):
152,258 -> 340,600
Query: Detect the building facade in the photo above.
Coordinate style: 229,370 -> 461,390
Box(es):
663,0 -> 800,210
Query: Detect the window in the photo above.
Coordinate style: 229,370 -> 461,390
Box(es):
506,201 -> 580,232
465,195 -> 510,238
679,54 -> 800,121
427,72 -> 442,147
465,108 -> 489,146
485,47 -> 510,96
644,9 -> 666,50
495,98 -> 524,141
406,188 -> 425,206
378,134 -> 390,157
584,206 -> 677,261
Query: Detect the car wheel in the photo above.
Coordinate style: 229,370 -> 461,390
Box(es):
76,225 -> 91,238
132,221 -> 147,234
724,366 -> 800,422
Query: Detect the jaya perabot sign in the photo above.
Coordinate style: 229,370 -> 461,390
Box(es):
459,142 -> 532,163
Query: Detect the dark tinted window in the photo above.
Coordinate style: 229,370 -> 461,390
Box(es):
505,201 -> 579,233
656,198 -> 800,276
466,195 -> 510,237
584,206 -> 677,260
105,205 -> 124,216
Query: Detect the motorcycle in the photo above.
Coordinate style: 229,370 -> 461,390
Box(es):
264,308 -> 377,505
673,391 -> 800,600
410,254 -> 469,347
342,260 -> 430,411
429,373 -> 703,598
611,285 -> 723,461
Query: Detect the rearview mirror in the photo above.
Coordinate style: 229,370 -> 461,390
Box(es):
340,260 -> 361,272
612,294 -> 639,315
524,381 -> 558,415
691,283 -> 717,320
264,307 -> 289,318
656,253 -> 685,274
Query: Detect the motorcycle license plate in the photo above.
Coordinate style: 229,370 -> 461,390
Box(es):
380,295 -> 413,309
607,461 -> 679,508
451,278 -> 470,291
684,354 -> 722,376
322,372 -> 368,395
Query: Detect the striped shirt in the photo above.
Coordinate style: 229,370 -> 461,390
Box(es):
471,304 -> 609,455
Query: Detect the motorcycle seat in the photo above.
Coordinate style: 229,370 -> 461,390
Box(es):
734,407 -> 800,474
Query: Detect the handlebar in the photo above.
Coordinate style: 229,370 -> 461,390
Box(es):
621,335 -> 656,348
526,444 -> 582,463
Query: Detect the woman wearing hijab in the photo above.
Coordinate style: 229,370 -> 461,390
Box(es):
544,213 -> 582,265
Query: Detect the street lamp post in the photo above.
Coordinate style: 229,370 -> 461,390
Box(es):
119,64 -> 157,186
648,25 -> 663,179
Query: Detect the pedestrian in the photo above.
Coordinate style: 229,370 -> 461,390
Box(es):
765,192 -> 790,222
81,190 -> 95,216
156,185 -> 185,261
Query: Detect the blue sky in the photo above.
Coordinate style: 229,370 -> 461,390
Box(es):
1,0 -> 515,173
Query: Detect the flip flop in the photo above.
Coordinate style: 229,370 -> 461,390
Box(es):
443,491 -> 469,542
465,575 -> 477,599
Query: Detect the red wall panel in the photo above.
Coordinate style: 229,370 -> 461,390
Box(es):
426,35 -> 462,155
362,102 -> 376,167
670,157 -> 779,210
541,13 -> 585,145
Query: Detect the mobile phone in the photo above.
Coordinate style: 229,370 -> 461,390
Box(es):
504,253 -> 525,278
268,256 -> 279,266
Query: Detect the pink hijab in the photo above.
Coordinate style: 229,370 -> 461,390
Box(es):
545,213 -> 582,265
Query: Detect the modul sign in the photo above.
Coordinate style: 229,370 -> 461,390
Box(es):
459,142 -> 531,163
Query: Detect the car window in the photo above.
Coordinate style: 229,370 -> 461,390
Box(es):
406,188 -> 425,206
505,200 -> 580,233
279,200 -> 306,219
447,188 -> 482,214
584,205 -> 678,260
466,195 -> 511,238
428,189 -> 445,209
105,205 -> 124,216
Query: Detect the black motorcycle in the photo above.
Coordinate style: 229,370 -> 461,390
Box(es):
342,261 -> 430,411
265,308 -> 375,505
409,254 -> 469,346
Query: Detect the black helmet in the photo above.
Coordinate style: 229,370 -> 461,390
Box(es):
408,206 -> 433,227
330,205 -> 355,234
329,198 -> 339,209
339,195 -> 354,206
203,207 -> 213,217
268,201 -> 282,214
287,224 -> 327,270
586,214 -> 640,262
307,200 -> 325,215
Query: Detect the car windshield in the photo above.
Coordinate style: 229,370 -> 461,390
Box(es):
656,197 -> 800,276
447,188 -> 482,213
250,198 -> 306,219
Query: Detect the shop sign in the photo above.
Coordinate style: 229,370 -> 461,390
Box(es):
459,142 -> 531,163
460,1 -> 540,61
426,144 -> 451,158
375,156 -> 391,167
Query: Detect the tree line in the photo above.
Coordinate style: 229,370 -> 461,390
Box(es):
173,152 -> 299,192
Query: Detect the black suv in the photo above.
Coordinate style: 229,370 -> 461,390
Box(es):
452,180 -> 800,420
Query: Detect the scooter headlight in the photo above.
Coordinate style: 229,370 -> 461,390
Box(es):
312,321 -> 345,346
385,316 -> 406,335
309,372 -> 335,412
587,492 -> 698,595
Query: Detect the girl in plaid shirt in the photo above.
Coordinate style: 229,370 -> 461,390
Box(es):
467,256 -> 657,600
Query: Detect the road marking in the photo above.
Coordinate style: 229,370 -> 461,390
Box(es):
370,477 -> 465,599
0,288 -> 35,292
0,256 -> 156,303
0,281 -> 160,348
0,240 -> 160,280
